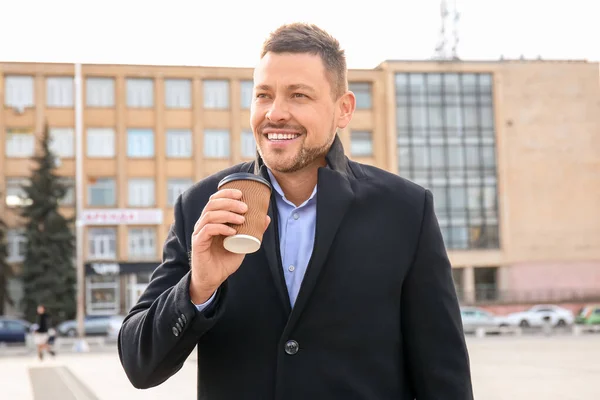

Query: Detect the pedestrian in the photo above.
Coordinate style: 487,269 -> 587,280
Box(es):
34,304 -> 56,360
119,22 -> 473,399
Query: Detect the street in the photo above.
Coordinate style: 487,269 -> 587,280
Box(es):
1,334 -> 599,399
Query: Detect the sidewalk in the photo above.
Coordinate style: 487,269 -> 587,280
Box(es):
2,335 -> 600,399
0,348 -> 197,400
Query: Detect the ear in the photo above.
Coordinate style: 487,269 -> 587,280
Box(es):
336,91 -> 356,130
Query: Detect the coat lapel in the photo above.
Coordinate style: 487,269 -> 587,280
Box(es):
284,135 -> 355,331
248,162 -> 292,316
284,165 -> 354,330
262,192 -> 293,316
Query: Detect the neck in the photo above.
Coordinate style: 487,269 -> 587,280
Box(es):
270,159 -> 326,206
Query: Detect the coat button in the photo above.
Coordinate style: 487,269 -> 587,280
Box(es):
178,317 -> 184,326
172,326 -> 180,337
180,313 -> 187,324
284,340 -> 299,355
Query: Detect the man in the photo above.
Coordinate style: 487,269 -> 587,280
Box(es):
119,23 -> 473,399
33,304 -> 55,360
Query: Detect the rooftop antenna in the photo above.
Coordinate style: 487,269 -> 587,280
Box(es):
433,0 -> 460,60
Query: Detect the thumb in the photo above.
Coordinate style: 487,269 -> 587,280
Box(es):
265,215 -> 271,230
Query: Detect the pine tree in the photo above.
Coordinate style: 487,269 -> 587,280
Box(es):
20,124 -> 76,323
0,212 -> 14,315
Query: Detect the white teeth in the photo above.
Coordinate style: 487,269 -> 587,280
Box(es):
267,133 -> 299,140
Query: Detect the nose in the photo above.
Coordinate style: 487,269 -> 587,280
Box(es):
266,97 -> 290,123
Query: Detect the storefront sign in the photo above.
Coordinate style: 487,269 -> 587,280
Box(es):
85,261 -> 160,276
82,209 -> 163,225
90,263 -> 120,275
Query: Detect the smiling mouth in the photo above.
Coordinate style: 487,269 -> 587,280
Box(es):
266,133 -> 301,141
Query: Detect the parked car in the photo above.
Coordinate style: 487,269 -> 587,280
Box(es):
575,304 -> 600,325
503,304 -> 574,328
0,317 -> 31,344
460,307 -> 505,333
56,315 -> 125,338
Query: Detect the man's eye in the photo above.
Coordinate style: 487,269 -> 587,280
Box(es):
292,93 -> 307,98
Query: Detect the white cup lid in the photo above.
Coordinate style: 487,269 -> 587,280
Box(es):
223,234 -> 261,254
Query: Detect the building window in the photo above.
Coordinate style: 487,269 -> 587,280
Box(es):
165,79 -> 191,108
86,274 -> 120,315
350,131 -> 373,157
4,75 -> 34,109
88,227 -> 117,260
126,272 -> 151,312
127,129 -> 154,157
88,178 -> 116,206
203,80 -> 229,109
204,129 -> 230,158
475,266 -> 498,302
167,178 -> 194,206
87,128 -> 115,158
395,72 -> 499,250
58,177 -> 75,206
128,228 -> 156,260
6,229 -> 27,263
349,82 -> 372,109
86,77 -> 115,107
5,129 -> 35,158
240,130 -> 256,158
5,178 -> 30,207
166,129 -> 192,158
240,80 -> 253,109
128,178 -> 155,207
49,127 -> 74,158
126,78 -> 154,108
46,77 -> 74,107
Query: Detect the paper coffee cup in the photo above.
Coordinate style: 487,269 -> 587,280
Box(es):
217,172 -> 272,254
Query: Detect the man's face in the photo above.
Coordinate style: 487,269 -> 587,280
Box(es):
250,52 -> 355,173
37,306 -> 44,314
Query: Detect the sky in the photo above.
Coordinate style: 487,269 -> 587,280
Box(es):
0,0 -> 598,69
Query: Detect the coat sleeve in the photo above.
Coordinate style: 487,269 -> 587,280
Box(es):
401,189 -> 474,399
118,193 -> 227,389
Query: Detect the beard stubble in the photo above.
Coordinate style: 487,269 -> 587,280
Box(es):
256,118 -> 337,173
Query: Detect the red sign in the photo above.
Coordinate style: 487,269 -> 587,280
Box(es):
82,209 -> 163,225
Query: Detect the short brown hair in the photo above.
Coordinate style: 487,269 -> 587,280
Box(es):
261,23 -> 347,99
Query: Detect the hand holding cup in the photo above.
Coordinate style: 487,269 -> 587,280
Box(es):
189,173 -> 272,304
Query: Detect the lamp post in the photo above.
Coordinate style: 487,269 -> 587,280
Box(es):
73,62 -> 89,352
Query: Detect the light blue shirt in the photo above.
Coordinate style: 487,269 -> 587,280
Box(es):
194,169 -> 317,311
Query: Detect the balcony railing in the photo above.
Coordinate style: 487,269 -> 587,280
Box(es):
456,287 -> 600,306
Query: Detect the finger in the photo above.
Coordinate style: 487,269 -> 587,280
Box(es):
193,211 -> 245,236
265,215 -> 271,230
203,198 -> 248,214
195,199 -> 247,232
209,188 -> 243,201
193,223 -> 237,247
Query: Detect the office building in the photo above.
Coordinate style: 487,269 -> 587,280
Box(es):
1,58 -> 599,316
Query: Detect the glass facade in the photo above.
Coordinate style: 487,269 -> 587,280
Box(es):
395,72 -> 499,250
